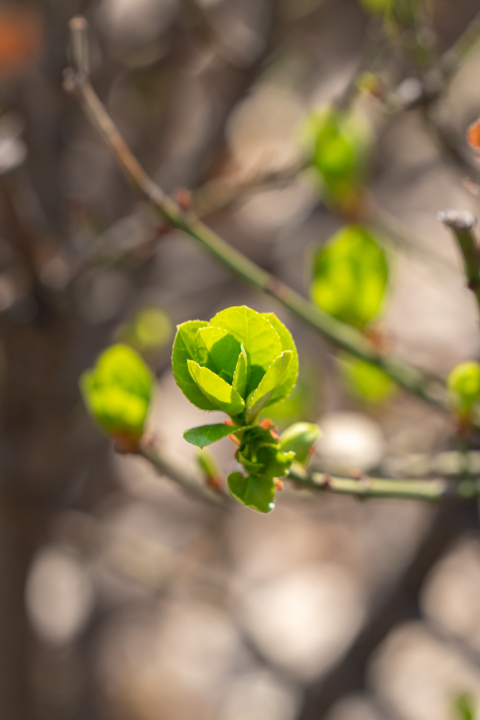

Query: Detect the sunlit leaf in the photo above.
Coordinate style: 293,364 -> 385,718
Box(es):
246,351 -> 293,419
262,312 -> 299,403
448,361 -> 480,418
80,344 -> 153,439
172,320 -> 217,411
187,360 -> 245,416
184,423 -> 245,448
195,326 -> 241,384
227,472 -> 276,513
210,306 -> 283,395
232,346 -> 248,398
311,225 -> 389,330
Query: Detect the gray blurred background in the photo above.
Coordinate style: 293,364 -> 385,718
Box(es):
2,0 -> 480,719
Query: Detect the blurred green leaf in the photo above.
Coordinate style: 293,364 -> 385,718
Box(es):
187,360 -> 245,416
197,448 -> 222,483
452,692 -> 476,720
448,361 -> 480,419
311,225 -> 389,330
227,472 -> 276,513
280,422 -> 321,464
360,0 -> 392,15
305,107 -> 371,210
80,344 -> 153,439
340,354 -> 396,403
117,307 -> 172,353
184,423 -> 245,448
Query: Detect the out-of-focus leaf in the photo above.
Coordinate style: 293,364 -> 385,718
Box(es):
452,692 -> 476,720
360,0 -> 392,15
448,361 -> 480,419
311,225 -> 389,330
280,422 -> 321,464
80,344 -> 153,439
187,360 -> 245,416
197,449 -> 222,482
340,354 -> 396,403
184,423 -> 245,448
227,472 -> 276,513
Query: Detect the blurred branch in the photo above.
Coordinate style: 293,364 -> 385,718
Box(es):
288,464 -> 480,503
66,16 -> 455,414
437,209 -> 480,315
297,500 -> 480,719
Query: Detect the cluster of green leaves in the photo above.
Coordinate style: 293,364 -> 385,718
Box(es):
306,106 -> 371,211
311,224 -> 394,404
171,306 -> 320,512
448,361 -> 480,422
80,344 -> 153,442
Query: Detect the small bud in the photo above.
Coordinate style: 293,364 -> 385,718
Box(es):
174,187 -> 192,211
197,449 -> 223,491
447,360 -> 480,422
280,422 -> 321,465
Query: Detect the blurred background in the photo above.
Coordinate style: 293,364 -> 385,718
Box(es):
2,0 -> 480,719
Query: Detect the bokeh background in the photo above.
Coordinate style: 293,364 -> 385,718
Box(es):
2,0 -> 480,719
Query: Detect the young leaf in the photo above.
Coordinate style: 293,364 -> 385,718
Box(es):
184,423 -> 245,448
280,422 -> 321,465
195,326 -> 241,384
448,361 -> 480,419
262,313 -> 299,403
80,344 -> 153,439
172,321 -> 217,411
210,306 -> 282,395
187,360 -> 245,416
227,472 -> 276,513
311,225 -> 388,330
232,346 -> 248,398
246,351 -> 293,419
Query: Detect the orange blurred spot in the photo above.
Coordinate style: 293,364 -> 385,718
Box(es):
0,8 -> 43,80
467,118 -> 480,152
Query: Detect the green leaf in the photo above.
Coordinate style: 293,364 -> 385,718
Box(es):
184,423 -> 244,448
80,344 -> 153,439
360,0 -> 391,15
197,448 -> 222,482
172,321 -> 217,411
452,693 -> 476,720
232,346 -> 248,398
187,360 -> 245,416
246,351 -> 293,420
448,361 -> 480,418
262,313 -> 299,404
256,446 -> 295,478
340,355 -> 395,403
195,326 -> 241,384
280,422 -> 321,464
210,306 -> 282,396
311,225 -> 388,330
227,472 -> 276,513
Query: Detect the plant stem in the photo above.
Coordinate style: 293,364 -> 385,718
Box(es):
66,16 -> 448,412
287,464 -> 480,502
437,209 -> 480,315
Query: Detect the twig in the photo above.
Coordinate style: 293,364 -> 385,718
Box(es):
65,16 -> 451,413
288,464 -> 480,503
437,209 -> 480,316
137,439 -> 231,507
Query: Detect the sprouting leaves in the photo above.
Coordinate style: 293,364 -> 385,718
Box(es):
448,361 -> 480,420
305,106 -> 371,211
173,306 -> 299,423
80,344 -> 153,442
311,225 -> 389,331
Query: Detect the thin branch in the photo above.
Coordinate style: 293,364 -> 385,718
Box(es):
437,209 -> 480,316
66,17 -> 451,414
288,464 -> 480,503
